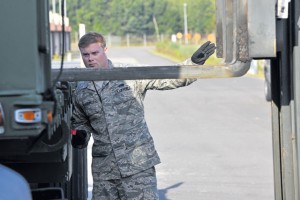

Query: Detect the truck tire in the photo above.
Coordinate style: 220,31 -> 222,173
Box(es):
71,148 -> 88,200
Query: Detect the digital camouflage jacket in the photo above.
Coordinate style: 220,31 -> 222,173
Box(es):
71,60 -> 197,180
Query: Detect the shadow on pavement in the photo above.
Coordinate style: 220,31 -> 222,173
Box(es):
158,182 -> 184,200
87,182 -> 184,200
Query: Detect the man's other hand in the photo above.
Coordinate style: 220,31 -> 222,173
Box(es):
191,41 -> 216,65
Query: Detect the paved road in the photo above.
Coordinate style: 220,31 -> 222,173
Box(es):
145,78 -> 274,200
62,47 -> 274,200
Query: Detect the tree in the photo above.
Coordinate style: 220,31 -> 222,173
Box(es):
66,0 -> 215,39
188,0 -> 216,34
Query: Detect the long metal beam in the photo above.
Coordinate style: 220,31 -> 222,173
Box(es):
51,61 -> 250,82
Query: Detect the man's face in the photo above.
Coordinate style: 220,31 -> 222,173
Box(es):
80,43 -> 108,68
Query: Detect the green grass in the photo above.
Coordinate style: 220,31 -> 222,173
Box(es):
155,40 -> 222,64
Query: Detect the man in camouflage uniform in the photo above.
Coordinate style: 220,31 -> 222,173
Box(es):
71,32 -> 215,199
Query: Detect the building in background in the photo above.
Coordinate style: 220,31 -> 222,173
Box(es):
49,0 -> 71,59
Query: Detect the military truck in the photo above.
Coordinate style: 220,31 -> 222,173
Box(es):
0,0 -> 300,200
0,0 -> 87,199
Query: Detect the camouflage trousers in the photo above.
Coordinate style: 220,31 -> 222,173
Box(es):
92,167 -> 159,200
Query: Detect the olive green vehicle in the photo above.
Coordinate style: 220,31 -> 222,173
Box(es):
0,1 -> 87,199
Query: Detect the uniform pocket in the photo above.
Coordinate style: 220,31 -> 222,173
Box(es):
82,93 -> 101,116
111,83 -> 135,105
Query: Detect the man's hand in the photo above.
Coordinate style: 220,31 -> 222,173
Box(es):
71,130 -> 89,149
191,41 -> 216,65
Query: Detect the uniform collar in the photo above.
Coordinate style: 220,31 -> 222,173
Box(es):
108,59 -> 114,69
82,59 -> 114,91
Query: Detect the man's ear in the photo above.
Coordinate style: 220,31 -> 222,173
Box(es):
104,47 -> 108,53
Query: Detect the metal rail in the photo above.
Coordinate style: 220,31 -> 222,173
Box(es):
51,60 -> 250,81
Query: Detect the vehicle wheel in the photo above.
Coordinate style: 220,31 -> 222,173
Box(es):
71,148 -> 88,200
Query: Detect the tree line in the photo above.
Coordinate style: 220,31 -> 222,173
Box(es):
67,0 -> 216,39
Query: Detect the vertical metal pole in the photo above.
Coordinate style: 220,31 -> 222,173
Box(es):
126,34 -> 130,47
52,0 -> 56,13
271,1 -> 299,199
79,24 -> 86,68
292,0 -> 300,199
143,34 -> 147,47
183,3 -> 188,45
64,0 -> 66,17
59,0 -> 61,15
271,54 -> 283,200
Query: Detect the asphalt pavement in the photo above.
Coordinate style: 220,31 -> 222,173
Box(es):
145,77 -> 273,200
